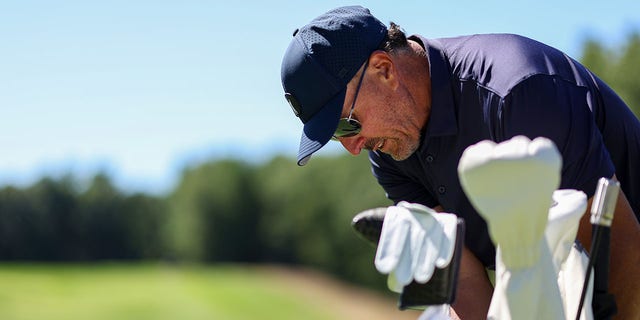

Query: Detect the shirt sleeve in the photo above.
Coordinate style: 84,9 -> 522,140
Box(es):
499,74 -> 615,197
368,150 -> 439,208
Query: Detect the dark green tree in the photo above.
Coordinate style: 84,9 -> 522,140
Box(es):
165,160 -> 260,262
580,32 -> 640,118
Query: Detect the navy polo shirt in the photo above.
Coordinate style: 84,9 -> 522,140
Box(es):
369,33 -> 640,268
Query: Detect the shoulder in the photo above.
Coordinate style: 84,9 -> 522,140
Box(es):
434,34 -> 582,96
438,33 -> 560,64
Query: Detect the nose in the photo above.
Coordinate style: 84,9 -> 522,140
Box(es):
339,136 -> 366,155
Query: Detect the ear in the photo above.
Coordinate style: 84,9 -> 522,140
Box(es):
368,50 -> 399,90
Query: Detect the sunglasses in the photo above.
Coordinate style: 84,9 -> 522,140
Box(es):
331,60 -> 368,140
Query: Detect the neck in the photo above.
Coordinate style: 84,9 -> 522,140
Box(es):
405,39 -> 432,130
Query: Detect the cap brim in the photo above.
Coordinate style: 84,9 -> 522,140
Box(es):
297,88 -> 346,166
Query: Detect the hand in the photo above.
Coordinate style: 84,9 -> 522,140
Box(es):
374,201 -> 458,287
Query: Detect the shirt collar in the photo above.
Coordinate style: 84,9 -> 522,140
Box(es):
410,35 -> 458,139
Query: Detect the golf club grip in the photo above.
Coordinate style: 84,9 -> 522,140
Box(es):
398,219 -> 465,310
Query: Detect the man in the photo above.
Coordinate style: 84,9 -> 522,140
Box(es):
280,6 -> 640,319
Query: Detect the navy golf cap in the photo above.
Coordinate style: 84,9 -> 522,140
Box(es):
281,6 -> 387,166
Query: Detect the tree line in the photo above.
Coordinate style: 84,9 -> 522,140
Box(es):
0,154 -> 392,288
0,33 -> 638,290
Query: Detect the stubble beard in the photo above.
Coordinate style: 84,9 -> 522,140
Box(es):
384,109 -> 423,161
378,86 -> 424,161
389,134 -> 421,161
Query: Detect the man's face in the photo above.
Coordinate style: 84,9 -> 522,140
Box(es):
334,57 -> 424,161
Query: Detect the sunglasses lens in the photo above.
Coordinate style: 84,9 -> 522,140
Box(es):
331,118 -> 361,140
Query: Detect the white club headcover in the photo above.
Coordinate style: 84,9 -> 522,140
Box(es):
560,244 -> 594,320
458,136 -> 565,320
458,136 -> 561,268
374,201 -> 458,290
546,190 -> 593,320
545,190 -> 587,272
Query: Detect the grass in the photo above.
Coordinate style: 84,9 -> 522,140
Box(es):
0,263 -> 340,320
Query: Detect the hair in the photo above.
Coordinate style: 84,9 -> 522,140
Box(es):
378,22 -> 410,53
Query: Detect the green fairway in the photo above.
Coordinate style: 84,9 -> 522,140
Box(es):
0,263 -> 348,320
0,263 -> 420,320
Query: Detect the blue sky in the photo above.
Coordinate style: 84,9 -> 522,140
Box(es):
1,0 -> 639,194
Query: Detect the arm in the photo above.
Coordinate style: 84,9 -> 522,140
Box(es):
450,244 -> 493,320
576,178 -> 640,318
369,152 -> 495,317
433,205 -> 492,319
